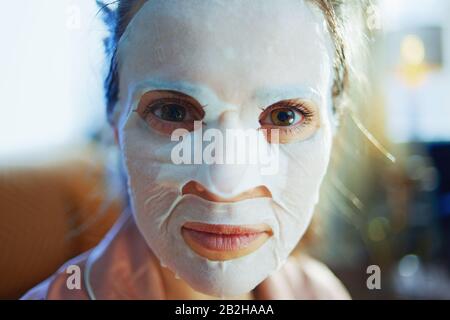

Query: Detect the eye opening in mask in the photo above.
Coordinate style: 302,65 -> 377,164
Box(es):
258,99 -> 320,144
135,90 -> 206,135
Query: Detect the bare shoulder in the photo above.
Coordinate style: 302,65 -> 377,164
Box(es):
21,252 -> 91,300
292,254 -> 351,300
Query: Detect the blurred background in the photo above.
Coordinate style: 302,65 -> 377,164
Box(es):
0,0 -> 449,299
313,0 -> 450,299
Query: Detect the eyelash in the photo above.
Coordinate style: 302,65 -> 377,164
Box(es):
137,97 -> 206,134
260,100 -> 315,126
258,100 -> 318,143
143,98 -> 202,118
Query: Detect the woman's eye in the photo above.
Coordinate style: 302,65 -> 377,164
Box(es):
260,106 -> 305,128
136,93 -> 205,135
269,108 -> 304,126
259,100 -> 318,144
153,103 -> 187,122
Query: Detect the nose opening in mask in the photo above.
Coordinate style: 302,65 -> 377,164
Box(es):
181,180 -> 272,203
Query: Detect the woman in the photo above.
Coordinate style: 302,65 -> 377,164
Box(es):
23,0 -> 367,299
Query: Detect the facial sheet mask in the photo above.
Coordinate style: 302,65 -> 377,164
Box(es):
115,0 -> 335,297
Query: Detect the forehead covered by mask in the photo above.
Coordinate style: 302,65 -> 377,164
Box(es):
114,0 -> 335,297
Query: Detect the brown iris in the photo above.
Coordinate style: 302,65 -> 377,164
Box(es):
258,99 -> 318,144
270,108 -> 296,126
156,103 -> 187,122
136,90 -> 205,135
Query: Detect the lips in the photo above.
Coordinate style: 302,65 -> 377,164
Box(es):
181,222 -> 272,259
183,229 -> 262,251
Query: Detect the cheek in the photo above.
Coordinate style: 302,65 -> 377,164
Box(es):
119,116 -> 175,216
121,134 -> 162,192
265,128 -> 332,251
273,126 -> 332,217
122,139 -> 182,237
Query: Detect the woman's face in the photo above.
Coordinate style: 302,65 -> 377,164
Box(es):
115,0 -> 334,297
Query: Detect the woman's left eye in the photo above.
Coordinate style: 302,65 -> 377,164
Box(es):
268,108 -> 304,127
258,100 -> 318,144
260,106 -> 305,128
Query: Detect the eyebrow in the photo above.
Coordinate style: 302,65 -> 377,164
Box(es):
133,79 -> 217,106
132,80 -> 323,112
252,85 -> 322,107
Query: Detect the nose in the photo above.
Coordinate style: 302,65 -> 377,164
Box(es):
182,181 -> 272,203
207,110 -> 262,195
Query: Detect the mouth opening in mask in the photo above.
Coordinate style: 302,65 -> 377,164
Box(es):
180,180 -> 274,261
181,222 -> 273,261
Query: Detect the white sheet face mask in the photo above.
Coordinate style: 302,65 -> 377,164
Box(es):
115,0 -> 335,297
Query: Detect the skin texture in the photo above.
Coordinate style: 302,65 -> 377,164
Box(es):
114,0 -> 336,298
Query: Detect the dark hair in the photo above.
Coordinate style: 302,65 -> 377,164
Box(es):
98,0 -> 367,124
97,0 -> 147,123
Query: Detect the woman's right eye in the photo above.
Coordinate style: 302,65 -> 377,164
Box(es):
137,95 -> 205,135
151,103 -> 188,122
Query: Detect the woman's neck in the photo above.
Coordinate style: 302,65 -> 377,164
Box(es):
159,262 -> 254,300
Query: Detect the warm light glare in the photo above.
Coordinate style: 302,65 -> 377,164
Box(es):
400,34 -> 426,66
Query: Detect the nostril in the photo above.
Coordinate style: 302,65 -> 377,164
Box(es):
181,181 -> 272,203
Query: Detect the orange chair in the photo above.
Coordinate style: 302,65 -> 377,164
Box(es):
0,149 -> 123,299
